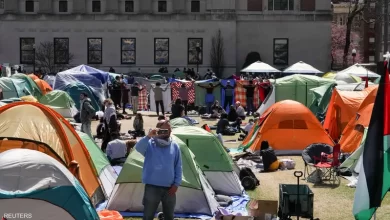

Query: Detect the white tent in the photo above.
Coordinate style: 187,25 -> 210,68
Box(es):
283,61 -> 323,74
337,64 -> 380,78
241,61 -> 280,73
336,82 -> 376,91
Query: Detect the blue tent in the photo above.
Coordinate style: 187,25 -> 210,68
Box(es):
0,149 -> 99,220
67,65 -> 110,84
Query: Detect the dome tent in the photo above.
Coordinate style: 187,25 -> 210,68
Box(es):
106,135 -> 219,216
172,126 -> 242,196
0,149 -> 99,220
39,90 -> 78,118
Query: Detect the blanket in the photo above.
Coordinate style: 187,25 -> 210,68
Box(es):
171,80 -> 195,104
149,84 -> 172,112
194,79 -> 221,106
235,80 -> 260,108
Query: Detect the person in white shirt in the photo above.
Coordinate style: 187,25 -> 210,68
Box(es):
106,133 -> 132,164
235,101 -> 246,120
244,119 -> 255,133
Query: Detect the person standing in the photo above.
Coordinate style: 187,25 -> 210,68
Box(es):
152,82 -> 168,116
221,80 -> 235,111
111,76 -> 122,109
178,83 -> 189,115
121,79 -> 130,114
243,80 -> 257,116
135,120 -> 183,220
197,82 -> 220,114
79,92 -> 96,138
131,82 -> 144,114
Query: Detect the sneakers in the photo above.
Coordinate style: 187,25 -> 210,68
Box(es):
157,212 -> 178,220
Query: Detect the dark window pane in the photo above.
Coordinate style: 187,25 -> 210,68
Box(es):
21,51 -> 34,64
270,0 -> 293,11
20,38 -> 35,64
121,38 -> 136,64
158,1 -> 167,12
0,0 -> 4,9
268,0 -> 273,10
121,38 -> 135,50
21,39 -> 35,50
54,38 -> 69,64
25,0 -> 34,12
92,1 -> 101,12
122,51 -> 135,64
155,39 -> 169,50
88,39 -> 102,50
125,1 -> 134,12
248,0 -> 263,11
89,51 -> 102,63
191,1 -> 200,12
188,38 -> 203,64
59,1 -> 68,12
273,38 -> 288,65
155,51 -> 169,64
154,38 -> 169,64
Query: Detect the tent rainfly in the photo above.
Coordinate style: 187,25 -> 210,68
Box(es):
337,64 -> 380,78
283,61 -> 323,75
241,61 -> 281,73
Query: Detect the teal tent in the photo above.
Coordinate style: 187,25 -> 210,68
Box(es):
63,82 -> 101,111
309,83 -> 336,121
0,78 -> 30,98
11,73 -> 43,99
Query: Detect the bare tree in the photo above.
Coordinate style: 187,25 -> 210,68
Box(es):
210,29 -> 225,77
35,41 -> 74,73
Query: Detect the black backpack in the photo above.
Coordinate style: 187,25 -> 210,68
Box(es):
239,167 -> 260,190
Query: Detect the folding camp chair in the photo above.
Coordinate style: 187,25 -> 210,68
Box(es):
301,143 -> 333,179
314,144 -> 341,184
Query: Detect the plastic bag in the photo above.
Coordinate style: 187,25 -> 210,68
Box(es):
98,210 -> 123,220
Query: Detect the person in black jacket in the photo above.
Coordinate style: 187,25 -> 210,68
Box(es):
260,140 -> 279,172
130,82 -> 144,114
243,80 -> 257,116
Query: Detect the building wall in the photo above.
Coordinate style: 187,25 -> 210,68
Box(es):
0,0 -> 332,75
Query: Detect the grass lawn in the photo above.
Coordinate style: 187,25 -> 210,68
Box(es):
96,112 -> 390,220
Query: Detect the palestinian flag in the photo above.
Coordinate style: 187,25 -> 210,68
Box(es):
353,61 -> 390,219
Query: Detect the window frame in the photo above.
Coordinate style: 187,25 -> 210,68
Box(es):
188,38 -> 203,65
25,0 -> 35,12
121,38 -> 136,64
154,38 -> 169,65
92,0 -> 101,13
58,0 -> 68,13
20,38 -> 35,64
124,0 -> 134,12
268,0 -> 294,11
158,0 -> 167,12
54,38 -> 70,65
87,38 -> 103,64
273,38 -> 289,65
191,0 -> 200,13
0,0 -> 4,9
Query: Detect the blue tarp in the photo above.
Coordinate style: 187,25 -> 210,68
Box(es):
220,79 -> 236,112
69,65 -> 110,84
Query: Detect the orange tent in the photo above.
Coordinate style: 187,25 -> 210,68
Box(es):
34,78 -> 53,95
339,103 -> 374,153
241,100 -> 334,154
323,86 -> 377,141
28,73 -> 39,80
0,102 -> 102,206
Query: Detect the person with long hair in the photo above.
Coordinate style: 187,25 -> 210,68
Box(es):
170,98 -> 185,120
133,113 -> 145,137
260,141 -> 279,172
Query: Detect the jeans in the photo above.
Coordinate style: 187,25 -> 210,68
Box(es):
81,121 -> 92,138
132,96 -> 139,114
182,100 -> 188,115
143,184 -> 176,220
246,97 -> 254,115
155,100 -> 165,115
206,102 -> 213,114
224,95 -> 233,111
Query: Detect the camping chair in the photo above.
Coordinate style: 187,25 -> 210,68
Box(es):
302,143 -> 333,179
314,144 -> 341,184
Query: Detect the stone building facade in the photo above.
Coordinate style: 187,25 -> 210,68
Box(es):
0,0 -> 332,75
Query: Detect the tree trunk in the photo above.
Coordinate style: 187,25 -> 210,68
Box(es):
343,16 -> 353,68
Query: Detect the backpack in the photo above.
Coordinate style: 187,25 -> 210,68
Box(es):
239,167 -> 260,190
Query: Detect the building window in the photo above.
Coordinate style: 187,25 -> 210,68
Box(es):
247,0 -> 262,11
0,0 -> 4,9
54,38 -> 69,64
92,0 -> 101,12
273,38 -> 288,65
59,0 -> 68,12
125,0 -> 134,12
191,1 -> 200,12
25,0 -> 35,12
121,38 -> 136,64
268,0 -> 294,11
188,38 -> 203,64
154,38 -> 169,64
88,38 -> 102,64
158,1 -> 167,12
20,38 -> 35,64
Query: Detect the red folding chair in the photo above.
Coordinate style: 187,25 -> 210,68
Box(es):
314,144 -> 341,184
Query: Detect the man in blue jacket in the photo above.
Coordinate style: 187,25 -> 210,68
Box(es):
135,120 -> 182,220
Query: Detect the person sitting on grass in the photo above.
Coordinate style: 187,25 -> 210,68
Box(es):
216,113 -> 237,135
106,132 -> 133,165
170,98 -> 185,120
259,140 -> 279,172
235,101 -> 246,120
129,113 -> 145,138
227,105 -> 238,122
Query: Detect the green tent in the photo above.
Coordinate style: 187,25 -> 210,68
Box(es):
374,77 -> 380,84
340,127 -> 368,173
0,78 -> 30,98
39,90 -> 77,118
77,131 -> 118,199
170,117 -> 193,128
309,83 -> 336,121
11,73 -> 43,99
106,135 -> 219,215
272,74 -> 335,107
172,126 -> 242,196
63,82 -> 101,111
194,80 -> 221,106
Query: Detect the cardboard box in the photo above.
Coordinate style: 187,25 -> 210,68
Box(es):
247,199 -> 278,220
